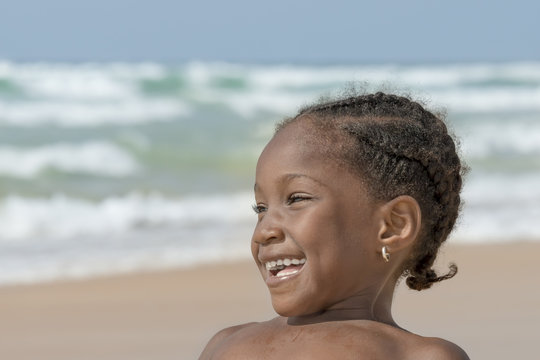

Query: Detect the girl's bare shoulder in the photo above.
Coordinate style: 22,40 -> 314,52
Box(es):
408,336 -> 470,360
198,321 -> 259,360
198,318 -> 283,360
349,321 -> 469,360
298,320 -> 470,360
319,320 -> 469,360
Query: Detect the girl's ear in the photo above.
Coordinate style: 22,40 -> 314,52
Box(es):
377,195 -> 421,253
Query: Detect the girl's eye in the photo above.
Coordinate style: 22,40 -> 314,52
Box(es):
252,204 -> 267,214
287,194 -> 310,205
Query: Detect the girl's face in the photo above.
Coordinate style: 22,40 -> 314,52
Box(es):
251,123 -> 387,317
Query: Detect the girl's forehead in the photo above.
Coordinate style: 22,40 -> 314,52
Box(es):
257,128 -> 359,184
262,120 -> 354,168
259,128 -> 328,167
266,121 -> 338,153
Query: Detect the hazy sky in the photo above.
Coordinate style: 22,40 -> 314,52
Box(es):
1,0 -> 539,63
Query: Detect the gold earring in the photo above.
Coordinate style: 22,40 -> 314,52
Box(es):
382,246 -> 390,262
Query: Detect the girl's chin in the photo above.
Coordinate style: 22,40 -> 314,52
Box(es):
271,301 -> 318,318
271,302 -> 301,317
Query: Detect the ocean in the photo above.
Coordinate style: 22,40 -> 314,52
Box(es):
1,60 -> 539,285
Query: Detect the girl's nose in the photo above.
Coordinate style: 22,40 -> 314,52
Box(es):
252,211 -> 285,245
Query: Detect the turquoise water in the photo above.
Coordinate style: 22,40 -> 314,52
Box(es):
1,61 -> 539,285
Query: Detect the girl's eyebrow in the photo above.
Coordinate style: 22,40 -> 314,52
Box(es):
282,173 -> 326,186
254,173 -> 327,192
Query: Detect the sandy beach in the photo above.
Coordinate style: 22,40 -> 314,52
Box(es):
1,242 -> 538,359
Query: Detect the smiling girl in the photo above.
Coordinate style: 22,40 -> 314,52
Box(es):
199,92 -> 469,359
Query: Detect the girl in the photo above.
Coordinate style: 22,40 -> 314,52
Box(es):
200,92 -> 469,359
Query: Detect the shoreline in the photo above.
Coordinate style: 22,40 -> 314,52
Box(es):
1,241 -> 538,359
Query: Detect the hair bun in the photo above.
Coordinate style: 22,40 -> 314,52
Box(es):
405,264 -> 458,291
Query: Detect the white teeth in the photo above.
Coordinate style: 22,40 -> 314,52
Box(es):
264,258 -> 306,271
283,259 -> 291,266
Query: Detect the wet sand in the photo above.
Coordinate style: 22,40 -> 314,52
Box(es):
0,242 -> 538,359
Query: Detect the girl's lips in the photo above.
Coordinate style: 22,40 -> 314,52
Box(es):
265,263 -> 304,287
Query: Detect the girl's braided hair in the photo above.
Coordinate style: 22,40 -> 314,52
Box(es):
276,92 -> 465,290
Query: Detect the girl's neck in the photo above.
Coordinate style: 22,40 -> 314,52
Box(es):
286,285 -> 397,327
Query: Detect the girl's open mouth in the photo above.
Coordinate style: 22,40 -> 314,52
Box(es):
265,258 -> 306,280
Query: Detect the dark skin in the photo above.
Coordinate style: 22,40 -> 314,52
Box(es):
199,122 -> 469,359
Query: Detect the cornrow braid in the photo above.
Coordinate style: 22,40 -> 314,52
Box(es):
277,92 -> 465,291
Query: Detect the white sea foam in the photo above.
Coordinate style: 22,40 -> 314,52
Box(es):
198,86 -> 540,118
431,87 -> 540,113
185,62 -> 397,90
392,62 -> 540,87
0,192 -> 254,241
0,242 -> 252,286
3,61 -> 540,124
0,222 -> 254,286
0,99 -> 189,127
461,119 -> 540,158
211,90 -> 315,118
454,172 -> 540,242
184,61 -> 540,89
0,61 -> 165,100
0,141 -> 139,178
23,72 -> 135,100
208,87 -> 540,118
183,62 -> 540,116
244,65 -> 381,89
0,191 -> 255,284
0,61 -> 188,127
